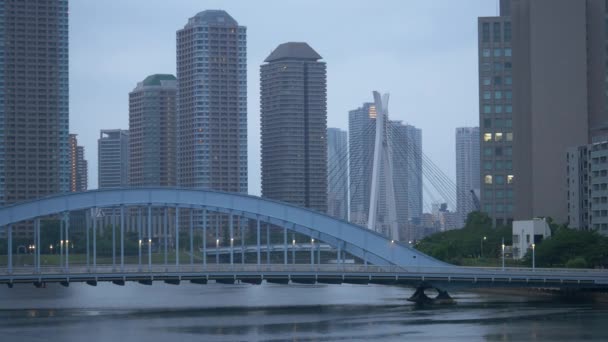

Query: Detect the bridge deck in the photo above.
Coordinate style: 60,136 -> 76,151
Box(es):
2,265 -> 607,290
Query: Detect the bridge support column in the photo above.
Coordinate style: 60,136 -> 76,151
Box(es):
148,204 -> 152,271
266,222 -> 270,265
256,216 -> 260,265
229,213 -> 233,266
175,206 -> 180,266
120,205 -> 125,272
189,207 -> 194,266
407,287 -> 432,304
163,207 -> 168,268
7,224 -> 12,274
93,208 -> 97,271
112,208 -> 116,271
283,225 -> 287,265
138,207 -> 142,270
65,212 -> 70,272
202,208 -> 207,267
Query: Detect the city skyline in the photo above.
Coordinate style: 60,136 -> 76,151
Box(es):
70,1 -> 496,199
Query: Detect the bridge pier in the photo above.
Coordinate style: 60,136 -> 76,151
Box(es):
407,286 -> 455,305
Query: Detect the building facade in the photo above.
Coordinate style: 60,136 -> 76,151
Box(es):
129,74 -> 177,187
348,101 -> 422,240
260,42 -> 327,212
456,127 -> 480,227
509,0 -> 608,223
567,138 -> 608,236
176,10 -> 247,194
327,127 -> 348,220
98,129 -> 129,189
0,0 -> 70,217
478,5 -> 514,227
69,134 -> 87,192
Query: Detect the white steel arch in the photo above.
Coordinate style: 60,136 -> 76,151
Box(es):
0,188 -> 447,267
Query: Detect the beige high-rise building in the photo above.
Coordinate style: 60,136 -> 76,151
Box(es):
69,134 -> 87,192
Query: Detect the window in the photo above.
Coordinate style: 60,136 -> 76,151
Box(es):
484,105 -> 492,114
504,22 -> 512,42
494,76 -> 502,85
506,132 -> 513,141
504,62 -> 512,71
505,76 -> 512,85
507,175 -> 515,184
483,91 -> 491,100
513,234 -> 519,243
505,48 -> 512,57
493,22 -> 501,42
495,147 -> 503,156
482,63 -> 491,72
496,161 -> 504,170
507,204 -> 513,213
482,23 -> 490,42
496,190 -> 505,198
484,204 -> 493,212
496,204 -> 504,212
494,48 -> 502,57
483,77 -> 491,86
495,119 -> 504,127
505,119 -> 513,128
484,118 -> 492,128
495,133 -> 503,142
507,189 -> 514,198
495,105 -> 503,113
495,91 -> 502,99
485,175 -> 493,184
484,189 -> 493,198
484,147 -> 493,156
483,48 -> 491,57
506,147 -> 513,156
484,133 -> 493,142
484,161 -> 493,170
496,175 -> 505,184
506,105 -> 513,113
505,91 -> 512,100
494,62 -> 503,72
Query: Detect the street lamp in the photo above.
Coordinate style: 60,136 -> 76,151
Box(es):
501,237 -> 505,271
216,239 -> 219,264
532,243 -> 536,270
480,236 -> 487,258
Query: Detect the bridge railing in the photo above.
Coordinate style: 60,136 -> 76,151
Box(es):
1,264 -> 607,278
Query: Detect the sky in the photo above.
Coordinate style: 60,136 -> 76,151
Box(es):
70,0 -> 499,205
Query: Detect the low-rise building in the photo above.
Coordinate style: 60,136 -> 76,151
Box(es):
512,219 -> 551,260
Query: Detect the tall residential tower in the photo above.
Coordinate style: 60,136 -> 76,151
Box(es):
0,0 -> 70,220
260,42 -> 327,212
98,129 -> 129,189
327,127 -> 348,220
176,10 -> 247,193
129,74 -> 177,187
456,127 -> 480,227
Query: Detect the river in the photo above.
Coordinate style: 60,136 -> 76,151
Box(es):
0,282 -> 607,341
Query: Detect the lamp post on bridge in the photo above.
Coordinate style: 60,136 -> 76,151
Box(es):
480,236 -> 487,258
532,243 -> 536,270
501,238 -> 505,271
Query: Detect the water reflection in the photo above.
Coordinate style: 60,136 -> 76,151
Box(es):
0,283 -> 606,341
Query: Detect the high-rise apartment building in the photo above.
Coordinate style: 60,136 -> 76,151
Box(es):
478,3 -> 514,227
456,127 -> 480,227
69,134 -> 87,192
0,0 -> 70,214
327,128 -> 348,220
349,102 -> 422,239
98,129 -> 129,189
176,10 -> 247,194
129,74 -> 177,187
260,42 -> 327,212
510,0 -> 608,223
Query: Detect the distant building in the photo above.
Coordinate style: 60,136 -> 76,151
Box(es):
260,42 -> 327,212
98,130 -> 129,189
69,134 -> 87,192
512,219 -> 551,259
567,138 -> 608,235
348,101 -> 422,239
176,10 -> 247,194
456,127 -> 480,228
129,74 -> 177,187
327,128 -> 348,220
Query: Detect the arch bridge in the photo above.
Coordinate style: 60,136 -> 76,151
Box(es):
0,188 -> 607,303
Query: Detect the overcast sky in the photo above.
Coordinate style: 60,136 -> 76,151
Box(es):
70,0 -> 498,207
